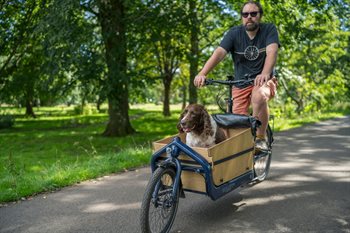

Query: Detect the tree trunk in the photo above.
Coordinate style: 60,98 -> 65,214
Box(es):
163,74 -> 172,116
181,86 -> 187,110
98,0 -> 135,136
25,99 -> 36,118
96,99 -> 101,112
24,81 -> 36,118
188,0 -> 199,104
81,95 -> 86,114
279,76 -> 305,114
296,94 -> 304,114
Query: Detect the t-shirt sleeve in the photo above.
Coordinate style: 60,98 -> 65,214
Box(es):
266,24 -> 280,47
219,28 -> 235,53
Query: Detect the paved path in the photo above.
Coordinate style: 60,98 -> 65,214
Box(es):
1,116 -> 350,233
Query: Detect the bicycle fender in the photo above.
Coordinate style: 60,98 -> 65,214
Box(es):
157,159 -> 177,169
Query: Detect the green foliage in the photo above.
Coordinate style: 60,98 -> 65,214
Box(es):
261,0 -> 350,115
1,0 -> 349,125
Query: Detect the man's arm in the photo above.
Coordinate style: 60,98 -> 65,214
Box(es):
255,43 -> 278,86
194,47 -> 228,87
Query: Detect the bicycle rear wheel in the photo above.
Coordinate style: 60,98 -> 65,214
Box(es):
140,167 -> 179,233
253,124 -> 273,181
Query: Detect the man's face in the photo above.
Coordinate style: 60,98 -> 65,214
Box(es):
241,3 -> 261,31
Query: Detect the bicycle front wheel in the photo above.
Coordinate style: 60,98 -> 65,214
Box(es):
140,167 -> 179,233
253,124 -> 273,181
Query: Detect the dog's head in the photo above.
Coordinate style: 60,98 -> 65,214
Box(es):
177,104 -> 212,136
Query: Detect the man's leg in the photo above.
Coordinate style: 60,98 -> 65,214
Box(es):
232,85 -> 253,115
251,79 -> 277,142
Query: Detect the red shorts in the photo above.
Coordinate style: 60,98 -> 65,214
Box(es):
231,78 -> 277,115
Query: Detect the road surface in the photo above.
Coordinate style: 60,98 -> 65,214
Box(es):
1,116 -> 350,233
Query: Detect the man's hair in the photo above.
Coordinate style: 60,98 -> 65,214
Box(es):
241,1 -> 264,15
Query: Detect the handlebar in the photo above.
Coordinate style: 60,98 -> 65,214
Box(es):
203,75 -> 255,113
204,78 -> 254,88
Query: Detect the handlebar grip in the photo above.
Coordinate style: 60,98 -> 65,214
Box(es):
204,79 -> 213,86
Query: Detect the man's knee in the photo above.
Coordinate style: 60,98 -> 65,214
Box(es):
252,87 -> 270,105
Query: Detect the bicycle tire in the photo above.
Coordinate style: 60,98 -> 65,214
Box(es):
140,167 -> 179,233
253,124 -> 273,181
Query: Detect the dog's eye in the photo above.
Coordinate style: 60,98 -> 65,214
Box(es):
192,112 -> 199,118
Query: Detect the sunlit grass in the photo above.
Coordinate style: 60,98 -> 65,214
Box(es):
272,110 -> 350,131
0,105 -> 179,203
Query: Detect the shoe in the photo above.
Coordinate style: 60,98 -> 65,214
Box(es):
255,138 -> 268,151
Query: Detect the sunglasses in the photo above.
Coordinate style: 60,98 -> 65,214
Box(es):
241,11 -> 259,18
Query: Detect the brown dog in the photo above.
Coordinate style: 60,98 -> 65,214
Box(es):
177,104 -> 226,147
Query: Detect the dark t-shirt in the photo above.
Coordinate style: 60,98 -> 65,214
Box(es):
219,23 -> 280,87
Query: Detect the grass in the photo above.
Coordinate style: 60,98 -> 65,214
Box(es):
0,104 -> 181,203
0,103 -> 349,203
271,104 -> 350,131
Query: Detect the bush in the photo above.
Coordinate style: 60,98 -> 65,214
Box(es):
73,105 -> 98,115
0,115 -> 15,129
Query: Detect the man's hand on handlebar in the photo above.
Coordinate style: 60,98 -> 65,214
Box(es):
194,74 -> 207,87
254,74 -> 270,86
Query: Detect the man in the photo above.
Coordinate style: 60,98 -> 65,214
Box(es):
194,1 -> 279,150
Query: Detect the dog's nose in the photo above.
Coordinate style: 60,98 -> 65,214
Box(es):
180,119 -> 186,126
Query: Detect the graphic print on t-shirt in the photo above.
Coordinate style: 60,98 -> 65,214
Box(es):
244,45 -> 259,60
235,46 -> 267,61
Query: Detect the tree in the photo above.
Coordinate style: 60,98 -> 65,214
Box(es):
1,0 -> 349,123
0,0 -> 49,117
132,0 -> 187,116
263,0 -> 350,113
96,0 -> 135,135
42,0 -> 135,136
186,0 -> 241,105
188,0 -> 200,104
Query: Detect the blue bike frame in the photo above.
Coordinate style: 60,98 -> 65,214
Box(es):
150,137 -> 254,201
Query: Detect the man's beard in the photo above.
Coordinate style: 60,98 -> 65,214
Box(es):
245,22 -> 259,31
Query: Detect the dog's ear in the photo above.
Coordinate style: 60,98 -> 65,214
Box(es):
202,108 -> 213,136
177,122 -> 184,133
177,108 -> 186,133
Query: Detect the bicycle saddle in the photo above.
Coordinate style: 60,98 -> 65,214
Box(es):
212,114 -> 261,135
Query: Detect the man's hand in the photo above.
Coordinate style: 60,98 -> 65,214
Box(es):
194,74 -> 207,87
254,74 -> 270,86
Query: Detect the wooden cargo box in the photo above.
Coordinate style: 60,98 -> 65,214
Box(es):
153,128 -> 254,193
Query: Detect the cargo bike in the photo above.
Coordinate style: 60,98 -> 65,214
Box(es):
140,76 -> 274,233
